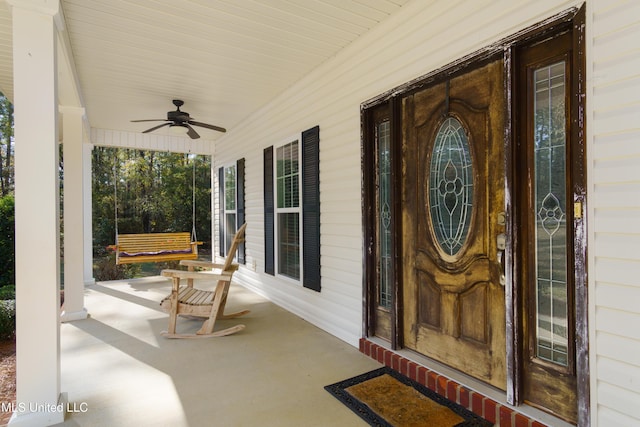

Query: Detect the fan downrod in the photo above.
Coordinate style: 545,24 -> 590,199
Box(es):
173,99 -> 184,109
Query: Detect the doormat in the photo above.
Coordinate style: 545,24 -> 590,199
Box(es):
325,367 -> 492,427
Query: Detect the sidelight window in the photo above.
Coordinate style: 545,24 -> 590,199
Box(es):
533,61 -> 569,366
377,120 -> 392,309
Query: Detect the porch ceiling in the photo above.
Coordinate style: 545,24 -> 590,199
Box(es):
0,0 -> 409,141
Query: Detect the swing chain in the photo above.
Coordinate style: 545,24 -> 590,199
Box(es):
191,155 -> 197,243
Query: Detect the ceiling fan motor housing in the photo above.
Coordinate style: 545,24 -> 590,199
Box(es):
168,110 -> 190,123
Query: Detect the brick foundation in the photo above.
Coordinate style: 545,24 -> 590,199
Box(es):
359,338 -> 549,427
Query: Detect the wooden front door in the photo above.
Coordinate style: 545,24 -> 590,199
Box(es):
401,59 -> 507,389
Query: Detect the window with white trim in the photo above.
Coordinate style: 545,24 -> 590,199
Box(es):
219,158 -> 245,263
223,164 -> 237,254
275,139 -> 301,280
264,126 -> 320,291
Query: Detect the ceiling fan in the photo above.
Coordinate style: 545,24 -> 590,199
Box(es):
131,99 -> 226,139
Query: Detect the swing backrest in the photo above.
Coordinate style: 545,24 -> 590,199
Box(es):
116,232 -> 200,264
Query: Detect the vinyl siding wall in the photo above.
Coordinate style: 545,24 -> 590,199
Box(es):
590,1 -> 640,425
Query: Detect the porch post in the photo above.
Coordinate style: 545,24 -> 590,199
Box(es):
8,0 -> 66,425
60,106 -> 89,322
83,142 -> 95,286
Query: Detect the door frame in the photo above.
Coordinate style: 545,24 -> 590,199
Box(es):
361,5 -> 588,425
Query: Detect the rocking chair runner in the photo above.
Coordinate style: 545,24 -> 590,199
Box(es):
159,223 -> 249,338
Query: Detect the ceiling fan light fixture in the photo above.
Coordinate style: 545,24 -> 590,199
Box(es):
169,123 -> 188,135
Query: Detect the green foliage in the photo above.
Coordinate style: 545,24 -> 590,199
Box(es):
0,300 -> 15,341
0,285 -> 14,300
0,93 -> 14,196
93,251 -> 141,281
0,194 -> 15,287
0,97 -> 16,338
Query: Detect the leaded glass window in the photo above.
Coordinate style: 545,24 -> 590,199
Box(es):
377,120 -> 392,309
534,61 -> 569,366
429,117 -> 474,256
276,140 -> 301,280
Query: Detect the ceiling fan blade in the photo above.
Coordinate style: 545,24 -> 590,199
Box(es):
142,122 -> 172,133
185,124 -> 201,139
188,120 -> 226,133
131,119 -> 168,122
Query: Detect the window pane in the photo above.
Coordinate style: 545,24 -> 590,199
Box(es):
278,212 -> 300,280
377,120 -> 392,309
276,141 -> 299,209
534,61 -> 569,366
225,213 -> 236,254
225,166 -> 236,210
277,177 -> 285,208
429,117 -> 474,256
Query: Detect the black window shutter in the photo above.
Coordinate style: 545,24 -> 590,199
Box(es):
264,147 -> 275,275
218,166 -> 225,257
237,158 -> 246,264
302,126 -> 321,292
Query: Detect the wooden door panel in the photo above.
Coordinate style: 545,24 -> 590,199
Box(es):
460,283 -> 488,344
417,272 -> 440,328
403,60 -> 506,389
412,279 -> 505,386
415,250 -> 492,291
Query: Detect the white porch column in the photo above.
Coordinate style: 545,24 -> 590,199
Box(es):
60,107 -> 89,322
9,0 -> 66,425
83,142 -> 95,286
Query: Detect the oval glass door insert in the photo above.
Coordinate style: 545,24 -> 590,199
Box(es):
429,116 -> 474,256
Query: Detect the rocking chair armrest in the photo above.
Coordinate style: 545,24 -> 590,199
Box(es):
179,260 -> 239,272
161,269 -> 233,282
179,260 -> 220,269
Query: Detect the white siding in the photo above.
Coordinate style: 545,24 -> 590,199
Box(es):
211,0 -> 583,348
590,0 -> 640,425
90,128 -> 215,155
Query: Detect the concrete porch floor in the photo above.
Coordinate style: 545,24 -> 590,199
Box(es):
54,277 -> 381,427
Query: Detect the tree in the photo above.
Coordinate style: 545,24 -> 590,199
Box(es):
0,93 -> 14,196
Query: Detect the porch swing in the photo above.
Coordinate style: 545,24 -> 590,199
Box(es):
113,154 -> 202,265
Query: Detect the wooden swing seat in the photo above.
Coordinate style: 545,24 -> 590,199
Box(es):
115,232 -> 201,265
